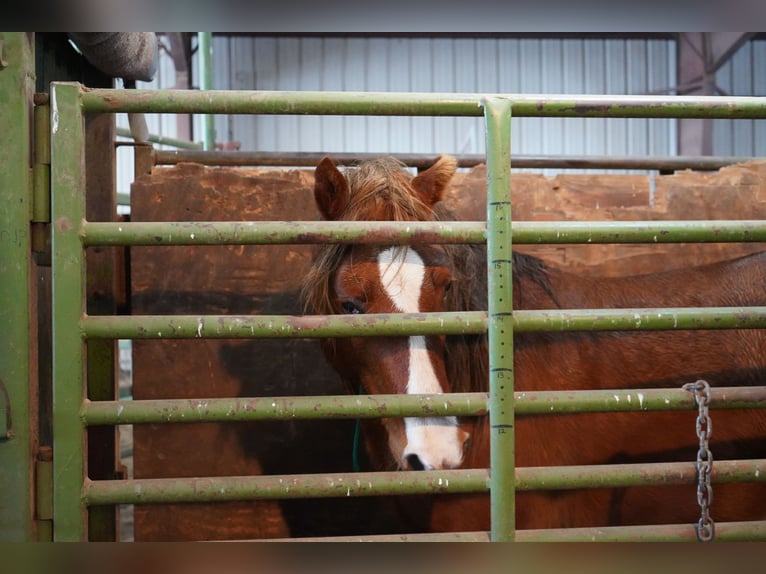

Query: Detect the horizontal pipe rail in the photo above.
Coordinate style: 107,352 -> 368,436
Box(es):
82,393 -> 490,425
152,150 -> 754,171
115,126 -> 203,150
81,220 -> 766,247
85,469 -> 489,505
81,313 -> 488,339
81,386 -> 766,426
80,307 -> 766,340
517,520 -> 766,542
516,459 -> 766,491
84,459 -> 766,506
514,386 -> 766,414
512,220 -> 766,244
512,306 -> 766,332
289,520 -> 766,542
81,220 -> 485,246
279,531 -> 491,542
78,87 -> 766,118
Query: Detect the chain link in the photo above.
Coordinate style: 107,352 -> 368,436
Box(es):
682,379 -> 715,542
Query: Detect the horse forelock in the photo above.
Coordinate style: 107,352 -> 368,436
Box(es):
302,156 -> 506,397
341,157 -> 436,223
302,157 -> 440,316
301,243 -> 346,316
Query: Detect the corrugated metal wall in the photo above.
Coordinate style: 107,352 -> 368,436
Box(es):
116,35 -> 765,195
713,37 -> 766,157
204,36 -> 677,160
115,43 -> 179,202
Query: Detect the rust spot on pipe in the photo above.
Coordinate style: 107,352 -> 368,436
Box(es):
55,217 -> 73,233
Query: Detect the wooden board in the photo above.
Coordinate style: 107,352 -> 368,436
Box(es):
130,163 -> 413,540
443,160 -> 766,275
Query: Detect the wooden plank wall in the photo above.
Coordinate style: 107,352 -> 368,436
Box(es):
130,164 -> 423,540
129,160 -> 766,540
445,160 -> 766,275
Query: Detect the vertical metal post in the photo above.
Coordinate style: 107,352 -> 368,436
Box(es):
197,32 -> 215,151
483,97 -> 515,541
50,81 -> 88,541
84,98 -> 120,542
0,31 -> 36,542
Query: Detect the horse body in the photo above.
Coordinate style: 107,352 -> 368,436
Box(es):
304,154 -> 766,533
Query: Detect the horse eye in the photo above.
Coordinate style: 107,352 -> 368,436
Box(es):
444,281 -> 453,293
341,301 -> 363,315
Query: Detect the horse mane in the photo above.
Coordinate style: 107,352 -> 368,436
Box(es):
512,250 -> 560,308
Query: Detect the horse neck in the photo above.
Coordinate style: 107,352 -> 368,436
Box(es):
526,251 -> 766,310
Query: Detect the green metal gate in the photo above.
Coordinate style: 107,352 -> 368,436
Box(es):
48,82 -> 766,541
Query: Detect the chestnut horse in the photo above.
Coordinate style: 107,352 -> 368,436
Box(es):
302,155 -> 766,533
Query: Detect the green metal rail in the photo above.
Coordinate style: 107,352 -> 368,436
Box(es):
115,126 -> 203,150
49,82 -> 766,542
51,82 -> 88,540
79,87 -> 766,118
79,387 -> 766,427
265,520 -> 766,542
196,32 -> 215,151
80,219 -> 766,246
484,97 -> 516,541
150,150 -> 754,171
78,308 -> 766,340
82,459 -> 766,506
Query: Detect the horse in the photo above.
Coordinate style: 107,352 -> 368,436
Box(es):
302,154 -> 766,533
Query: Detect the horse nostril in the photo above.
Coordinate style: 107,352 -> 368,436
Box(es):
405,453 -> 425,471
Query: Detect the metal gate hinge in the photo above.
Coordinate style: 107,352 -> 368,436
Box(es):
32,93 -> 52,263
32,93 -> 51,224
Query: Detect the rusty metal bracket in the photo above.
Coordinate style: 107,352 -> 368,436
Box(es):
0,377 -> 14,440
32,93 -> 52,264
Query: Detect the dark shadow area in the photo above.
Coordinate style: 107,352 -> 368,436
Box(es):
217,290 -> 431,537
133,288 -> 431,537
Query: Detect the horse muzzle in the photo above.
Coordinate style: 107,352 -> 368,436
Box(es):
401,417 -> 470,470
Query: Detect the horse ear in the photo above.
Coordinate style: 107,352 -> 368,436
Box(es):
314,156 -> 350,220
412,155 -> 458,207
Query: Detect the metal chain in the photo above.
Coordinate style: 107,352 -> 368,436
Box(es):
682,379 -> 715,542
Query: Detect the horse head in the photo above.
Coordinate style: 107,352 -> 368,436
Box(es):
304,155 -> 471,471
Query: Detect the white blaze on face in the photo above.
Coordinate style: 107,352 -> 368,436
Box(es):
377,247 -> 465,470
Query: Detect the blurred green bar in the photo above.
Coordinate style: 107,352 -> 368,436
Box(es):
517,520 -> 766,542
50,82 -> 88,540
80,219 -> 766,247
81,220 -> 486,246
82,392 -> 490,425
484,96 -> 516,542
80,306 -> 766,341
80,386 -> 766,426
79,87 -> 766,119
268,520 -> 766,541
0,31 -> 35,542
83,458 -> 766,506
115,126 -> 202,149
